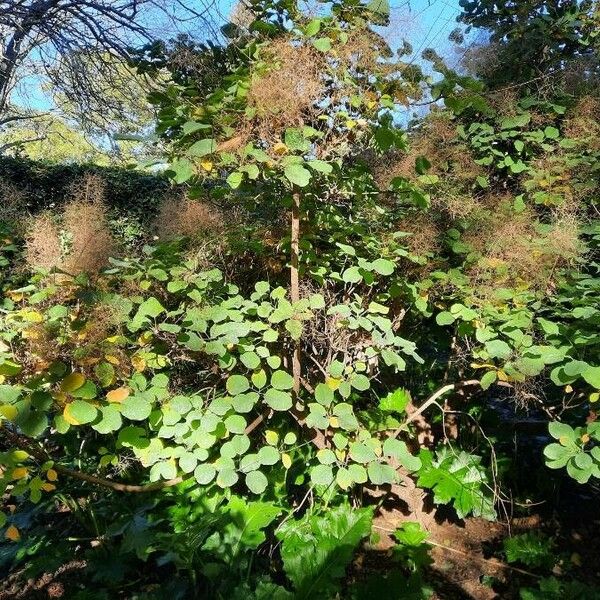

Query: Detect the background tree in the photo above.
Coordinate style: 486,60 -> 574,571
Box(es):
458,0 -> 600,88
0,0 -> 219,140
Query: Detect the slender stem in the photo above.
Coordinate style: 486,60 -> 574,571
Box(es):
290,191 -> 301,396
390,379 -> 514,440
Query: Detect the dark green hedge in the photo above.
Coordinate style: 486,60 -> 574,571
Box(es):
0,157 -> 171,220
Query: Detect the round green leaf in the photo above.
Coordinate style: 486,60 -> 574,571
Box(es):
216,468 -> 239,488
68,400 -> 98,425
258,445 -> 280,466
271,370 -> 294,390
246,470 -> 268,494
315,383 -> 334,406
226,375 -> 250,395
240,453 -> 261,473
311,464 -> 334,486
371,258 -> 394,276
194,463 -> 217,485
348,463 -> 368,484
317,449 -> 337,465
367,461 -> 396,485
284,163 -> 311,187
349,441 -> 377,464
240,352 -> 261,370
264,389 -> 293,411
121,396 -> 152,421
224,414 -> 247,434
251,369 -> 268,389
179,452 -> 198,474
350,374 -> 370,391
92,405 -> 122,434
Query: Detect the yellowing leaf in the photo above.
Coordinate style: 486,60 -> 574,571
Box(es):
131,355 -> 146,373
273,142 -> 288,155
200,160 -> 213,172
41,483 -> 56,492
5,525 -> 20,541
52,392 -> 68,406
345,119 -> 356,129
265,430 -> 279,446
106,387 -> 130,403
326,377 -> 341,391
7,291 -> 23,302
281,453 -> 292,469
11,467 -> 28,480
46,469 -> 58,482
581,434 -> 590,444
20,310 -> 43,323
0,405 -> 17,421
137,331 -> 153,346
22,328 -> 41,340
329,416 -> 340,428
496,369 -> 509,382
63,404 -> 81,425
105,354 -> 120,365
60,372 -> 85,393
590,392 -> 599,403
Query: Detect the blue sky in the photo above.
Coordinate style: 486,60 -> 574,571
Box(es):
15,0 -> 463,115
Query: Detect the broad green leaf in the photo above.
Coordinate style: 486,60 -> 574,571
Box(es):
246,470 -> 268,494
169,158 -> 194,184
284,164 -> 311,187
367,461 -> 396,485
92,405 -> 122,434
65,400 -> 97,425
258,445 -> 280,465
194,463 -> 217,485
121,396 -> 152,421
224,414 -> 247,434
313,37 -> 331,52
371,258 -> 394,276
271,370 -> 294,390
310,464 -> 334,486
227,375 -> 250,395
188,138 -> 216,157
349,442 -> 377,464
315,383 -> 334,406
240,352 -> 261,370
264,389 -> 293,411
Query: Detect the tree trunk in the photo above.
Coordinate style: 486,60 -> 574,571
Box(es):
290,192 -> 301,396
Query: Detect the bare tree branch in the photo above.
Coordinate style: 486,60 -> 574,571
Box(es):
0,0 -> 219,129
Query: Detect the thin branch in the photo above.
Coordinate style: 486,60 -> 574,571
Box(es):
390,379 -> 513,439
1,427 -> 184,493
0,135 -> 46,152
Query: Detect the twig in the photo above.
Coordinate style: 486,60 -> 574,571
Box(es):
391,379 -> 512,439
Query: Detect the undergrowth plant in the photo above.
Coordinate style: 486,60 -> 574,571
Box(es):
0,0 -> 599,597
